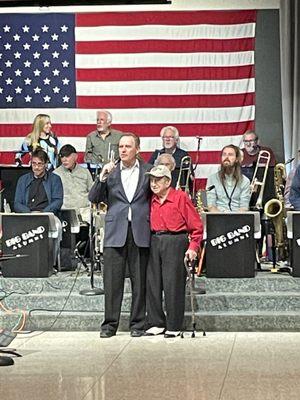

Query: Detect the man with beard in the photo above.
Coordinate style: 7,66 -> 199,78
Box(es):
84,110 -> 123,165
206,145 -> 251,212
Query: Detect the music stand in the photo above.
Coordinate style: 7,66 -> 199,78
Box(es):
79,206 -> 104,296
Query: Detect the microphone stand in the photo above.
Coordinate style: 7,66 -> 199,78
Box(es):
79,205 -> 104,296
192,136 -> 202,200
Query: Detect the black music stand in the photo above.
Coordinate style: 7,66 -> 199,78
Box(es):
0,213 -> 57,277
287,212 -> 300,277
202,212 -> 261,278
78,206 -> 104,296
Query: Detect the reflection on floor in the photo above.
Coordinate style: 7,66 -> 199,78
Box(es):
1,331 -> 300,400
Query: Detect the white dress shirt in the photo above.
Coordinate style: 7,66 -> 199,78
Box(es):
120,159 -> 140,221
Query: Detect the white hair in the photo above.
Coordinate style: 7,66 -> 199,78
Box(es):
159,126 -> 179,141
155,153 -> 176,171
97,110 -> 112,124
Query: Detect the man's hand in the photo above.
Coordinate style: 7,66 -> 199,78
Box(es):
185,249 -> 197,263
99,161 -> 117,181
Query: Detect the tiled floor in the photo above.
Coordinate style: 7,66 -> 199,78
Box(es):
1,331 -> 300,400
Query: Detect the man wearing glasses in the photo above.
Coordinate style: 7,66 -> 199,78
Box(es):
14,148 -> 63,215
241,130 -> 276,182
148,126 -> 191,188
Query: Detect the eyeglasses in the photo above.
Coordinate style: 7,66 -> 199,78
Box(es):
243,139 -> 257,144
32,162 -> 45,167
163,136 -> 175,140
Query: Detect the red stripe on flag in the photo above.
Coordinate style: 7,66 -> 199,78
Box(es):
76,10 -> 256,27
0,121 -> 255,138
76,65 -> 255,82
76,38 -> 255,55
1,151 -> 222,165
140,151 -> 222,165
77,93 -> 255,109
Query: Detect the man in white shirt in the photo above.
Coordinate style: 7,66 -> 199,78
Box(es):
206,144 -> 251,212
89,133 -> 151,338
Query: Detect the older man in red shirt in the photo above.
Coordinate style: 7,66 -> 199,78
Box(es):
145,165 -> 203,338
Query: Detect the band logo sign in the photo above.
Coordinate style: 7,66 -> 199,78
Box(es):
5,225 -> 46,250
210,225 -> 251,250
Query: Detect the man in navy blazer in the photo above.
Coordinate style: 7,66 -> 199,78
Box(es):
89,133 -> 151,338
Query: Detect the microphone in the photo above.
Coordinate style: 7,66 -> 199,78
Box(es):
196,136 -> 203,141
100,158 -> 120,180
206,185 -> 215,192
285,157 -> 295,165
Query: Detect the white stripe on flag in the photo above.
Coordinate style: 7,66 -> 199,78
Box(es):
75,23 -> 255,41
1,106 -> 255,124
0,135 -> 243,153
76,51 -> 254,69
76,78 -> 255,96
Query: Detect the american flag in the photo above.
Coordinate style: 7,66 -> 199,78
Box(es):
0,10 -> 256,188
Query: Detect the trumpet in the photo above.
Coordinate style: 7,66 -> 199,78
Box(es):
250,150 -> 271,209
176,155 -> 192,194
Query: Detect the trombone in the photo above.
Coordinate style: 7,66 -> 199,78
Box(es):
250,150 -> 271,209
176,155 -> 192,194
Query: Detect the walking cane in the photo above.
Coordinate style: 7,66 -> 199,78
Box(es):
182,257 -> 206,338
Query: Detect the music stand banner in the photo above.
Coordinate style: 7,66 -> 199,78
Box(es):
1,214 -> 53,277
205,213 -> 256,278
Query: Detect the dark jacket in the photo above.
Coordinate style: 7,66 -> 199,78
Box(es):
14,171 -> 63,215
290,164 -> 300,210
148,147 -> 190,188
89,160 -> 151,247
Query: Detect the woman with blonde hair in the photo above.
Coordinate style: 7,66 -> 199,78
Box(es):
15,114 -> 60,169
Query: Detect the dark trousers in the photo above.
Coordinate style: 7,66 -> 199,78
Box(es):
101,225 -> 149,333
146,233 -> 188,331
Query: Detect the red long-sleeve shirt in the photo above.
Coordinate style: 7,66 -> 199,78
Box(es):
150,188 -> 203,252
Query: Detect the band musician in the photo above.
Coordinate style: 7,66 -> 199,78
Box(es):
14,148 -> 63,265
88,133 -> 151,338
206,145 -> 251,212
54,144 -> 93,223
84,110 -> 123,167
148,126 -> 191,189
241,130 -> 276,206
289,161 -> 300,210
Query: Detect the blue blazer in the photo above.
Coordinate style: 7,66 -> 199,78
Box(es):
89,160 -> 151,248
14,171 -> 63,215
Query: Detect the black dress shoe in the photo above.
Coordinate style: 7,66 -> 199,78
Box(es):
164,331 -> 180,338
130,329 -> 144,337
100,330 -> 116,338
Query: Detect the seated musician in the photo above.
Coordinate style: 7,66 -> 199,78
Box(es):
241,130 -> 276,181
289,162 -> 300,210
206,145 -> 251,212
148,126 -> 191,189
285,148 -> 300,208
14,149 -> 63,265
53,144 -> 94,223
14,148 -> 63,215
145,165 -> 203,338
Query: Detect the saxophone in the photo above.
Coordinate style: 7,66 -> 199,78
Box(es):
196,189 -> 204,214
264,163 -> 288,260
